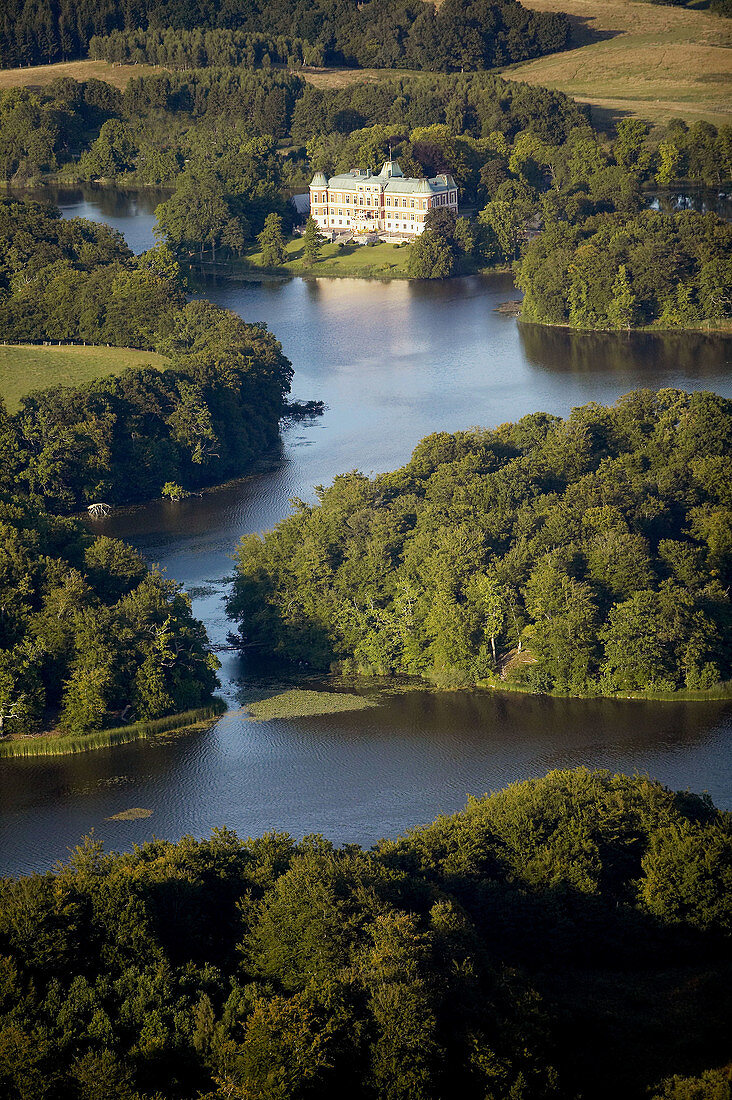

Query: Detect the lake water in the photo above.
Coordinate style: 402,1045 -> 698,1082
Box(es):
1,187 -> 730,877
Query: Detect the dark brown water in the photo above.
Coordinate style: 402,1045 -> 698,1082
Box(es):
1,188 -> 730,877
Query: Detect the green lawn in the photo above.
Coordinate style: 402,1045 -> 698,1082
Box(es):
243,235 -> 414,279
0,344 -> 170,411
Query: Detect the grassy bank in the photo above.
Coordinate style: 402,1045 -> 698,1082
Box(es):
246,688 -> 377,720
0,701 -> 227,758
0,344 -> 170,412
506,0 -> 731,129
473,676 -> 732,703
239,236 -> 505,281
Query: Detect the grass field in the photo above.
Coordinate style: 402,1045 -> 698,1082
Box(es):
301,66 -> 424,89
0,58 -> 162,91
507,0 -> 731,129
0,344 -> 170,411
243,235 -> 415,278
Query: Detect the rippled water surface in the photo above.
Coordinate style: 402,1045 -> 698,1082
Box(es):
2,187 -> 730,876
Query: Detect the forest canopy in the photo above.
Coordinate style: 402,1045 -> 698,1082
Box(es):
0,497 -> 219,736
228,389 -> 732,697
0,769 -> 729,1098
516,210 -> 732,330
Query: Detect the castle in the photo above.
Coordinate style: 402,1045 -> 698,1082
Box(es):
309,159 -> 458,240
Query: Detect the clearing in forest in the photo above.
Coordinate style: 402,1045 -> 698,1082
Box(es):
0,58 -> 162,91
0,344 -> 169,411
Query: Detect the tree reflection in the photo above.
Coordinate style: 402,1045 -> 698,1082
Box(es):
518,322 -> 730,378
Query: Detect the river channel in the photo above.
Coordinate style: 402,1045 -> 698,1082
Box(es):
2,186 -> 731,876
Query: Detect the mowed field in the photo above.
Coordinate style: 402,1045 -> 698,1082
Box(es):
0,58 -> 162,91
507,0 -> 732,129
0,344 -> 169,411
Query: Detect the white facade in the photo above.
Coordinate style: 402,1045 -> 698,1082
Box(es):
309,159 -> 458,238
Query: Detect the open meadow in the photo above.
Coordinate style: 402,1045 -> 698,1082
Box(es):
0,344 -> 169,411
507,0 -> 731,129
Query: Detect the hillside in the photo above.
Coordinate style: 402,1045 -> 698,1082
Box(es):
0,58 -> 161,91
508,0 -> 732,128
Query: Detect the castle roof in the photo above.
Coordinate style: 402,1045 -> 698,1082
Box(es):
310,170 -> 328,187
321,163 -> 457,194
320,163 -> 456,194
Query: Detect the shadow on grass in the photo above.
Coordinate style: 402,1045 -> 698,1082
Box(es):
567,14 -> 624,49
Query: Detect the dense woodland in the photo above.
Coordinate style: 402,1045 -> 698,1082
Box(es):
229,390 -> 732,697
0,70 -> 304,185
0,70 -> 587,186
0,769 -> 729,1098
91,29 -> 315,70
517,209 -> 732,329
0,500 -> 218,736
0,199 -> 293,512
0,0 -> 569,72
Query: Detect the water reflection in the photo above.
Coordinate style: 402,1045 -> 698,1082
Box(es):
8,184 -> 167,255
649,189 -> 732,218
519,323 -> 731,381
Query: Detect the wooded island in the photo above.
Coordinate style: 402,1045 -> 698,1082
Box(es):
229,390 -> 732,699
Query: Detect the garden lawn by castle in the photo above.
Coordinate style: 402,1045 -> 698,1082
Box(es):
243,234 -> 414,277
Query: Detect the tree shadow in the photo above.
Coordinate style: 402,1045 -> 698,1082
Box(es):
401,869 -> 732,1100
567,14 -> 624,49
585,102 -> 637,135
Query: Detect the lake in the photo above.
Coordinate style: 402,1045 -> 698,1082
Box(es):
1,186 -> 730,877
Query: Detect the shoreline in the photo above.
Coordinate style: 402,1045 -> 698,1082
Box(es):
517,316 -> 732,336
0,699 -> 227,759
237,664 -> 732,710
221,262 -> 514,283
478,678 -> 732,704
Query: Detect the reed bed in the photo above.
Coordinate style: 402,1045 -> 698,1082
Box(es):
0,700 -> 227,758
